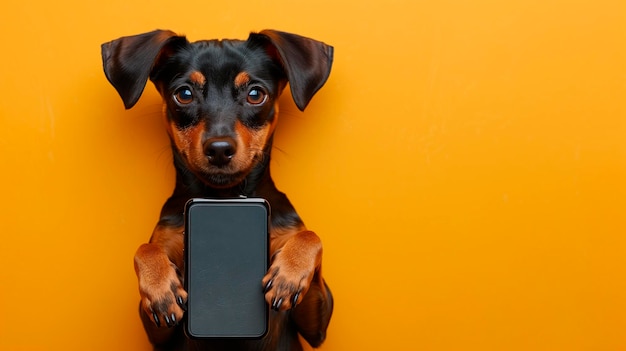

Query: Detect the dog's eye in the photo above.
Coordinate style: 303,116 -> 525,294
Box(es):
247,87 -> 267,105
174,87 -> 194,105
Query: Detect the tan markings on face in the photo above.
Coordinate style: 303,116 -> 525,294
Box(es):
189,71 -> 206,86
233,120 -> 265,170
168,120 -> 206,169
235,119 -> 252,150
231,102 -> 280,169
234,71 -> 250,88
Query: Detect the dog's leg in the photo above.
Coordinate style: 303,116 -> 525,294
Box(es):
291,273 -> 333,347
134,224 -> 187,346
262,228 -> 333,347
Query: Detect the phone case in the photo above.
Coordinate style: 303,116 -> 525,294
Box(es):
184,198 -> 269,339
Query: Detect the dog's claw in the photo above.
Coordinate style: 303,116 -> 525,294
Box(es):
171,313 -> 177,326
264,279 -> 273,293
153,312 -> 161,327
291,292 -> 301,309
177,296 -> 187,311
272,297 -> 283,311
164,313 -> 173,327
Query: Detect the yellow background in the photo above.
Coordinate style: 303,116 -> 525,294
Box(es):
1,0 -> 625,350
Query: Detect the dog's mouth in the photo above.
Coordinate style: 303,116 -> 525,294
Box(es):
181,150 -> 262,189
196,167 -> 249,188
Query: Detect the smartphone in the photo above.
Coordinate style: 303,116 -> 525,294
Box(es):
184,198 -> 269,339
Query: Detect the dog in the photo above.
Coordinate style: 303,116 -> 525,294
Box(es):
101,29 -> 334,351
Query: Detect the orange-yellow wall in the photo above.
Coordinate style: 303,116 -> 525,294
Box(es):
1,1 -> 625,350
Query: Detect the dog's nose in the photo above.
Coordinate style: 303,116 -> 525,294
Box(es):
204,137 -> 237,166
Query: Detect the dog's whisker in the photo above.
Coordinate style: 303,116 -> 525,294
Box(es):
271,145 -> 289,157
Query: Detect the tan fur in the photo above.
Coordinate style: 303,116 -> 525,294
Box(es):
189,71 -> 206,86
234,71 -> 250,87
134,224 -> 187,325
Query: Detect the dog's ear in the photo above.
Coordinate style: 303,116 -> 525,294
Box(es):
101,30 -> 188,109
248,30 -> 334,111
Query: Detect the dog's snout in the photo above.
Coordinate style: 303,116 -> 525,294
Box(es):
204,137 -> 237,166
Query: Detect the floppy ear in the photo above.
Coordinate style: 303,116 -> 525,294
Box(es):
248,30 -> 334,111
101,30 -> 188,109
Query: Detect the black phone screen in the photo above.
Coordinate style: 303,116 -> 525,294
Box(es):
184,198 -> 269,338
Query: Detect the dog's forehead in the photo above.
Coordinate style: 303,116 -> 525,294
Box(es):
156,38 -> 284,90
182,39 -> 268,73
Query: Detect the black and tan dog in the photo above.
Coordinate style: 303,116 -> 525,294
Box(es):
101,29 -> 333,351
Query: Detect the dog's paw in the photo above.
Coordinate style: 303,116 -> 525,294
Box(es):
136,260 -> 187,328
262,231 -> 322,311
262,255 -> 312,311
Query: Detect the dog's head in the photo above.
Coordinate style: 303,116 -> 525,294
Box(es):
102,30 -> 333,188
